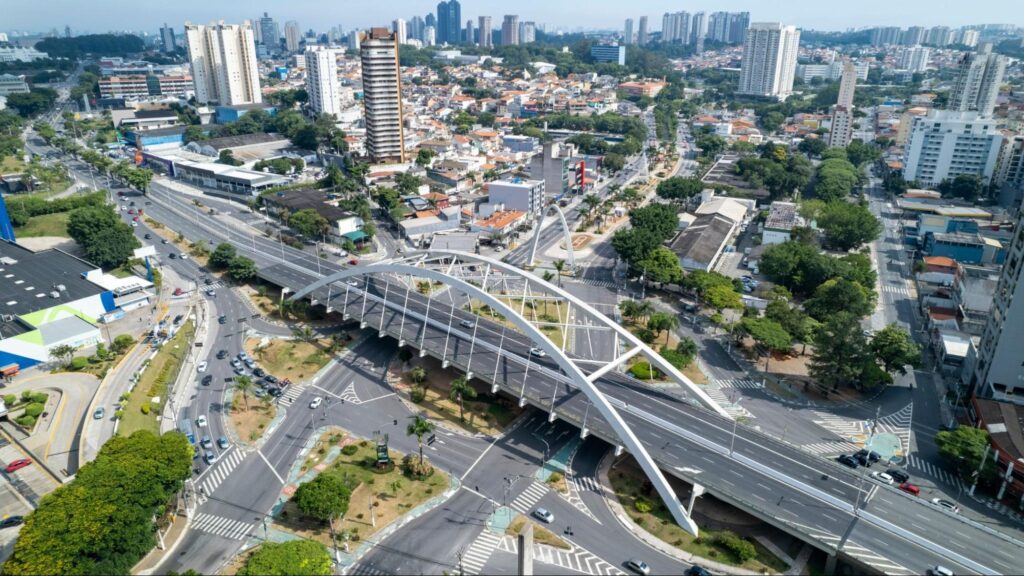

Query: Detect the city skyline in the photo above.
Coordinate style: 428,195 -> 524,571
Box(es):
4,0 -> 1022,36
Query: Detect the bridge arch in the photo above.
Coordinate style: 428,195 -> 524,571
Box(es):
527,204 -> 575,271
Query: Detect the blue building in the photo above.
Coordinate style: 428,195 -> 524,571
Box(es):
924,231 -> 1005,265
126,127 -> 186,150
215,103 -> 278,124
590,44 -> 626,66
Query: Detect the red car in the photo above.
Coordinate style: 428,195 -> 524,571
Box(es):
898,482 -> 921,496
349,258 -> 359,266
4,459 -> 32,473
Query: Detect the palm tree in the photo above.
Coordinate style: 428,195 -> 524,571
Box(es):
328,333 -> 347,353
542,271 -> 555,284
406,415 -> 434,466
292,325 -> 316,343
410,366 -> 427,386
233,375 -> 254,411
619,300 -> 639,322
648,312 -> 680,345
634,301 -> 655,323
552,260 -> 566,286
449,376 -> 477,422
581,194 -> 601,218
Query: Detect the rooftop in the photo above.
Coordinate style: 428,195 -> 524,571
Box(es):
263,188 -> 356,222
764,201 -> 801,231
670,213 -> 737,271
973,398 -> 1024,462
475,210 -> 526,231
0,241 -> 105,319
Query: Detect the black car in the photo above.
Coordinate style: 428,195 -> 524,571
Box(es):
267,387 -> 283,397
0,516 -> 24,529
168,253 -> 177,259
218,315 -> 227,324
263,374 -> 278,384
204,278 -> 214,285
216,349 -> 228,359
201,374 -> 213,386
855,449 -> 881,464
253,367 -> 266,378
144,233 -> 152,239
685,566 -> 712,576
886,469 -> 911,483
837,454 -> 859,469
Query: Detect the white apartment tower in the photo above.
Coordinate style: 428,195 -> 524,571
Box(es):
478,16 -> 492,48
305,47 -> 342,117
948,44 -> 1006,118
519,21 -> 536,44
624,19 -> 634,45
690,12 -> 707,45
284,21 -> 301,52
184,21 -> 262,106
899,45 -> 931,73
637,16 -> 649,46
360,28 -> 405,164
737,22 -> 801,99
392,19 -> 408,44
827,62 -> 857,148
903,110 -> 1003,188
662,12 -> 691,45
974,212 -> 1024,405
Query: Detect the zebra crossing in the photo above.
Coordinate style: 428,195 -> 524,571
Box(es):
346,564 -> 388,576
800,440 -> 862,456
496,537 -> 625,575
874,403 -> 913,452
340,382 -> 362,405
460,529 -> 504,574
198,447 -> 246,498
190,513 -> 255,541
575,276 -> 618,289
715,377 -> 764,390
703,385 -> 753,419
280,381 -> 309,403
906,454 -> 965,490
564,474 -> 602,524
882,282 -> 912,298
510,481 -> 549,514
812,412 -> 867,442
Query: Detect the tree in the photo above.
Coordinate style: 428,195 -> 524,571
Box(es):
602,152 -> 625,173
704,284 -> 743,311
291,124 -> 319,150
580,194 -> 602,218
938,174 -> 983,202
870,324 -> 921,377
49,344 -> 77,367
695,133 -> 727,158
935,427 -> 1000,489
183,125 -> 206,144
629,204 -> 679,241
209,242 -> 237,269
809,313 -> 871,391
233,376 -> 254,411
112,334 -> 135,354
817,201 -> 882,251
5,89 -> 58,117
739,317 -> 792,370
656,176 -> 703,202
449,376 -> 477,421
217,149 -> 242,166
798,138 -> 828,158
293,473 -> 351,554
813,158 -> 860,202
406,415 -> 434,466
238,540 -> 333,576
636,247 -> 684,285
292,326 -> 316,343
415,148 -> 436,167
805,277 -> 874,321
227,256 -> 258,281
67,205 -> 140,269
647,312 -> 680,345
611,227 -> 663,267
410,366 -> 427,385
289,208 -> 328,239
542,270 -> 555,283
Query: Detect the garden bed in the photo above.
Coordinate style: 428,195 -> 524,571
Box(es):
119,320 -> 194,436
508,514 -> 570,550
245,337 -> 334,384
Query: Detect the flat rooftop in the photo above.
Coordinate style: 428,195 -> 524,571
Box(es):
0,241 -> 104,319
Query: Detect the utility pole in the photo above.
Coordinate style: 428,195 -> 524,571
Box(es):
970,445 -> 991,496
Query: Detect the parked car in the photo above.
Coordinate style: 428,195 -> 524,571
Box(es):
197,361 -> 208,372
253,367 -> 266,378
855,449 -> 881,464
217,436 -> 229,449
267,387 -> 283,397
837,454 -> 859,469
0,516 -> 24,529
231,359 -> 241,368
4,459 -> 32,473
533,507 -> 554,523
626,559 -> 651,575
898,482 -> 921,496
886,469 -> 911,483
201,435 -> 213,449
264,374 -> 279,384
931,498 -> 960,514
309,397 -> 323,409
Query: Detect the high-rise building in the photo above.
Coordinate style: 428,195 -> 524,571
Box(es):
284,21 -> 301,52
259,12 -> 279,53
590,44 -> 626,66
425,13 -> 437,31
305,46 -> 341,117
902,26 -> 925,46
898,45 -> 932,73
903,110 -> 1003,187
519,21 -> 536,44
424,26 -> 436,46
184,21 -> 262,106
737,22 -> 801,100
960,29 -> 980,48
436,0 -> 462,45
348,30 -> 361,51
623,18 -> 634,45
728,12 -> 750,43
708,12 -> 730,43
502,15 -> 520,46
994,135 -> 1024,208
870,26 -> 902,46
392,19 -> 407,44
160,24 -> 176,53
479,16 -> 493,48
828,62 -> 857,148
464,19 -> 475,45
661,12 -> 691,45
360,28 -> 405,164
948,44 -> 1006,118
409,17 -> 425,42
690,12 -> 707,45
927,26 -> 953,47
637,16 -> 649,46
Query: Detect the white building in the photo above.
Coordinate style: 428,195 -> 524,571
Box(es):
737,22 -> 800,100
623,18 -> 634,45
797,60 -> 868,82
360,28 -> 405,163
304,47 -> 342,117
284,21 -> 301,52
479,16 -> 493,48
487,178 -> 545,217
948,44 -> 1006,118
184,21 -> 262,106
638,16 -> 649,46
828,62 -> 857,148
392,19 -> 408,45
903,110 -> 1003,188
898,45 -> 931,73
661,12 -> 692,45
960,29 -> 980,48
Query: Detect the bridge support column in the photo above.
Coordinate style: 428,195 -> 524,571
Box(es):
580,427 -> 588,439
825,553 -> 837,575
548,410 -> 556,423
686,484 -> 705,516
614,445 -> 624,457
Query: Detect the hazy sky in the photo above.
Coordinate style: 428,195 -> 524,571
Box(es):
6,0 -> 1021,35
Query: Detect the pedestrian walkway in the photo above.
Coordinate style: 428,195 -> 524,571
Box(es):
575,277 -> 618,290
881,282 -> 912,297
906,454 -> 965,490
563,473 -> 602,524
496,536 -> 625,575
347,564 -> 389,576
875,403 -> 913,453
812,411 -> 867,442
197,447 -> 246,499
509,480 -> 549,514
280,381 -> 309,403
703,385 -> 753,419
460,529 -> 503,574
189,512 -> 255,541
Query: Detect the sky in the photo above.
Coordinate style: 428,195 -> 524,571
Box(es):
5,0 -> 1021,35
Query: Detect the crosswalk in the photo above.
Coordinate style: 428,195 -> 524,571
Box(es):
346,564 -> 388,576
190,512 -> 255,541
812,412 -> 867,442
874,403 -> 913,453
800,440 -> 862,456
703,385 -> 753,419
575,277 -> 618,289
882,282 -> 912,298
906,454 -> 965,490
510,481 -> 549,514
198,447 -> 245,498
715,377 -> 764,390
280,381 -> 308,403
564,474 -> 602,524
460,529 -> 504,574
496,537 -> 625,575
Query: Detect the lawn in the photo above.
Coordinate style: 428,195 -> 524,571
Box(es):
228,397 -> 277,444
119,321 -> 195,436
609,457 -> 788,574
12,211 -> 70,238
508,514 -> 570,550
274,430 -> 449,546
1,156 -> 26,173
245,337 -> 333,384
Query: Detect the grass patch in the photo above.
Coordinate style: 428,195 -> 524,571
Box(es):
119,320 -> 195,436
12,211 -> 70,238
274,431 -> 448,545
609,457 -> 788,573
228,397 -> 277,444
245,337 -> 334,384
1,156 -> 26,173
508,514 -> 571,550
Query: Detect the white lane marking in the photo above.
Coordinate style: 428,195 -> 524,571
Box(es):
257,449 -> 285,484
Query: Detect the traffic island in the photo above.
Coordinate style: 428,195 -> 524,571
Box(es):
244,336 -> 335,384
227,394 -> 277,445
507,514 -> 571,550
119,320 -> 195,436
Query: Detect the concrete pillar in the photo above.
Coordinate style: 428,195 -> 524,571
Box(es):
518,522 -> 534,576
686,484 -> 705,516
825,553 -> 838,575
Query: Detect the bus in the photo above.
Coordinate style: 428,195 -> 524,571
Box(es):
178,418 -> 196,445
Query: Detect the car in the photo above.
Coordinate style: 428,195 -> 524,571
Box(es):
201,374 -> 213,386
144,233 -> 152,239
886,469 -> 910,483
625,559 -> 651,575
206,289 -> 216,297
684,567 -> 712,576
931,498 -> 960,514
204,277 -> 214,285
309,396 -> 323,409
264,374 -> 279,384
127,208 -> 136,214
346,280 -> 360,287
529,347 -> 547,358
4,459 -> 32,473
216,349 -> 228,360
196,415 -> 208,427
168,252 -> 176,259
161,239 -> 169,244
233,366 -> 246,376
837,454 -> 859,469
238,352 -> 250,361
253,367 -> 266,378
180,253 -> 188,260
254,388 -> 267,398
928,566 -> 955,576
197,361 -> 208,372
898,482 -> 921,496
0,516 -> 24,529
870,471 -> 894,485
268,387 -> 283,397
93,407 -> 106,420
218,315 -> 227,324
231,358 -> 242,368
532,507 -> 554,523
204,450 -> 217,464
459,320 -> 476,329
244,358 -> 256,368
201,435 -> 213,449
217,436 -> 229,449
855,449 -> 881,464
349,258 -> 359,265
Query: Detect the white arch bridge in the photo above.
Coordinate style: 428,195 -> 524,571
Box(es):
291,249 -> 728,536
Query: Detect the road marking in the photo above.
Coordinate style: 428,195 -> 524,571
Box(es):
257,449 -> 285,484
461,433 -> 501,481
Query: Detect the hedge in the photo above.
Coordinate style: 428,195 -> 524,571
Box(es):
24,403 -> 44,417
629,362 -> 663,380
714,531 -> 756,562
69,356 -> 88,370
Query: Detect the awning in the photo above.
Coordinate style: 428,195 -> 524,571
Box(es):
342,230 -> 369,242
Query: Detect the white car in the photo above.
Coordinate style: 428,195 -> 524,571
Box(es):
197,361 -> 208,373
533,507 -> 554,523
931,498 -> 960,514
870,471 -> 894,485
196,415 -> 208,427
529,347 -> 547,358
180,253 -> 188,260
309,396 -> 323,409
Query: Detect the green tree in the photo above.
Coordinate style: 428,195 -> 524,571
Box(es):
739,317 -> 792,370
817,201 -> 882,251
805,277 -> 874,321
410,366 -> 427,385
209,242 -> 237,269
217,149 -> 242,166
48,344 -> 77,367
449,376 -> 477,421
227,256 -> 258,281
935,427 -> 1000,489
602,152 -> 625,173
704,284 -> 743,311
809,313 -> 871,391
647,312 -> 680,345
869,324 -> 922,377
112,334 -> 135,354
552,259 -> 566,286
293,473 -> 351,553
656,176 -> 703,203
415,148 -> 435,167
292,326 -> 316,343
611,227 -> 663,267
636,247 -> 684,285
938,174 -> 983,202
289,208 -> 328,239
406,415 -> 434,466
291,124 -> 319,150
233,375 -> 254,411
238,540 -> 333,576
629,203 -> 679,241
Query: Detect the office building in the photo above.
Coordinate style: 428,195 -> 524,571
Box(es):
488,178 -> 545,217
902,26 -> 926,46
519,21 -> 536,44
623,18 -> 634,45
284,21 -> 301,52
98,74 -> 192,99
662,12 -> 691,45
437,0 -> 461,45
464,19 -> 474,45
258,12 -> 279,54
184,21 -> 262,106
424,26 -> 436,47
690,12 -> 707,45
903,110 -> 1003,188
360,28 -> 405,164
828,62 -> 857,148
898,45 -> 932,73
948,44 -> 1006,118
393,19 -> 407,44
305,47 -> 341,117
502,15 -> 520,46
737,22 -> 801,100
160,24 -> 176,53
870,26 -> 902,46
637,16 -> 649,46
0,74 -> 30,97
591,44 -> 626,66
479,16 -> 493,48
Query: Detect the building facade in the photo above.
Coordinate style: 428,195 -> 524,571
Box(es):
160,24 -> 177,53
828,62 -> 857,148
258,12 -> 279,53
590,44 -> 626,66
184,21 -> 262,106
974,212 -> 1024,404
661,12 -> 692,45
502,15 -> 520,46
623,19 -> 634,45
948,44 -> 1006,118
284,21 -> 301,52
437,0 -> 462,45
488,178 -> 545,217
305,47 -> 341,117
903,110 -> 1003,188
98,74 -> 192,99
360,28 -> 405,164
737,22 -> 801,99
637,16 -> 649,46
478,16 -> 493,48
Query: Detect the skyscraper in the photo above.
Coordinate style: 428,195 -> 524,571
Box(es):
903,110 -> 1003,187
424,26 -> 436,46
709,12 -> 730,43
690,12 -> 707,45
436,0 -> 461,45
284,21 -> 301,52
258,12 -> 279,53
623,18 -> 634,45
502,15 -> 520,46
898,45 -> 931,73
305,46 -> 341,117
409,16 -> 425,42
160,24 -> 176,53
828,62 -> 857,148
637,16 -> 648,46
870,27 -> 902,46
392,19 -> 407,45
737,22 -> 801,99
184,21 -> 262,106
902,26 -> 925,46
464,19 -> 474,45
519,21 -> 536,44
360,28 -> 405,164
728,12 -> 750,43
662,12 -> 691,45
948,44 -> 1006,118
478,16 -> 493,48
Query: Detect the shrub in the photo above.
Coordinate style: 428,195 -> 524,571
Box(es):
141,403 -> 150,415
88,356 -> 102,364
3,394 -> 17,406
16,414 -> 36,428
715,531 -> 756,562
24,403 -> 44,417
69,356 -> 88,370
629,362 -> 662,380
635,328 -> 657,343
634,498 -> 653,513
410,386 -> 426,403
20,390 -> 33,401
548,472 -> 563,485
341,444 -> 359,456
30,392 -> 47,404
